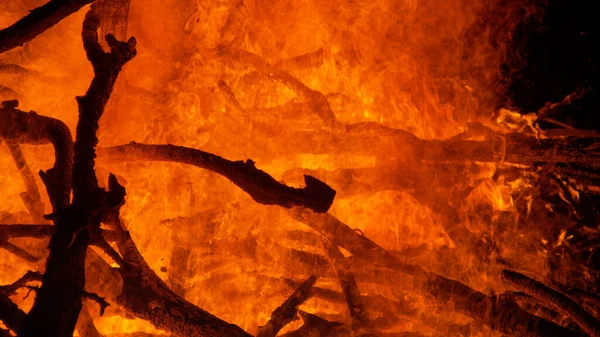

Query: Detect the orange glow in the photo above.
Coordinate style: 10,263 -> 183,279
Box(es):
1,0 -> 568,335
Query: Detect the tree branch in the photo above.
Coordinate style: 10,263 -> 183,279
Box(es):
0,100 -> 73,210
0,274 -> 33,334
502,270 -> 600,337
0,0 -> 96,54
98,143 -> 336,213
19,5 -> 135,335
6,142 -> 45,220
257,275 -> 318,337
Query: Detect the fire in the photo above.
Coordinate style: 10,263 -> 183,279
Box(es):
1,0 -> 597,336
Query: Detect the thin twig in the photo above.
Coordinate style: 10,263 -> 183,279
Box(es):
82,291 -> 110,316
257,275 -> 318,337
0,270 -> 43,295
6,142 -> 45,220
0,240 -> 39,263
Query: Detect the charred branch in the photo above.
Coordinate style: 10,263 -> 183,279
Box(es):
279,310 -> 346,337
0,270 -> 43,295
257,275 -> 318,337
6,142 -> 45,220
0,85 -> 19,99
76,306 -> 105,337
218,79 -> 243,111
0,292 -> 26,335
323,241 -> 369,328
105,217 -> 253,337
0,63 -> 32,76
0,274 -> 33,334
19,6 -> 135,336
552,282 -> 600,317
218,46 -> 336,126
0,0 -> 96,54
502,270 -> 600,337
0,240 -> 40,263
272,48 -> 324,71
0,223 -> 116,241
98,143 -> 336,213
82,291 -> 110,316
0,100 -> 73,210
73,5 -> 136,199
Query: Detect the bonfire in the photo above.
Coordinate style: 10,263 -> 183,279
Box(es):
0,0 -> 597,337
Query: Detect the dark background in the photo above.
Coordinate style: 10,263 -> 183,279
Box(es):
507,0 -> 596,128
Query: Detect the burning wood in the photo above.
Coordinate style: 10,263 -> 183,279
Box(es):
0,0 -> 597,337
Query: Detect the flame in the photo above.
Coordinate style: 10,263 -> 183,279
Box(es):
0,0 -> 565,335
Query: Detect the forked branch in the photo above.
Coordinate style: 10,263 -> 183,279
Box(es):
18,5 -> 135,336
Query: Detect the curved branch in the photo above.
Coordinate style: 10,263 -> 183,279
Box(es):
97,143 -> 336,213
0,0 -> 96,54
502,270 -> 600,337
0,100 -> 73,210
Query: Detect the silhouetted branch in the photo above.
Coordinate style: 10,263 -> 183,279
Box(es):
0,276 -> 31,334
98,143 -> 336,213
0,0 -> 96,54
19,6 -> 135,336
82,291 -> 110,316
257,275 -> 318,337
0,100 -> 73,210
